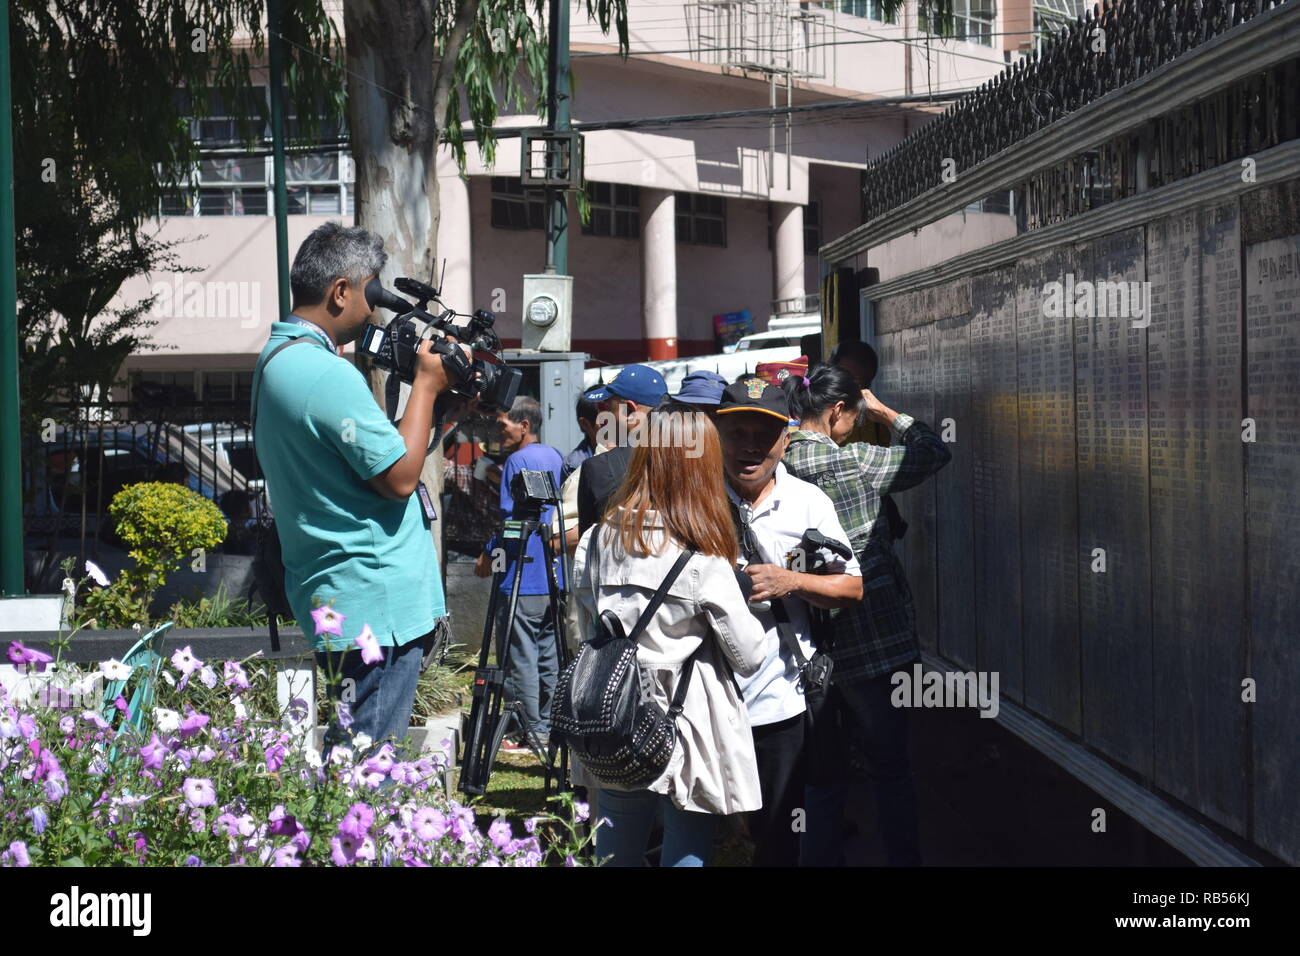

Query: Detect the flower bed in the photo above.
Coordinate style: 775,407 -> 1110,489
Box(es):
0,638 -> 593,867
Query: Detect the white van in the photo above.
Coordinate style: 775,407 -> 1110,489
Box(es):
582,315 -> 820,394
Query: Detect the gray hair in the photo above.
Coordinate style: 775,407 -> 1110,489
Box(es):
289,222 -> 387,306
507,395 -> 543,435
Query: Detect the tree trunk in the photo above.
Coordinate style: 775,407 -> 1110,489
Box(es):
344,0 -> 446,564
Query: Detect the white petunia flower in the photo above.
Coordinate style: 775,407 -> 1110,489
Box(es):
154,707 -> 181,734
99,659 -> 134,681
84,560 -> 110,587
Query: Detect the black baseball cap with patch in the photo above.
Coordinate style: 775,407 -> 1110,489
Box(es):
714,379 -> 792,425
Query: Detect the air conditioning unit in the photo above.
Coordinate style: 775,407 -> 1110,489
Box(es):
520,273 -> 574,351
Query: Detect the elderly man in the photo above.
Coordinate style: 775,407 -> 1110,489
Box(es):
713,379 -> 863,866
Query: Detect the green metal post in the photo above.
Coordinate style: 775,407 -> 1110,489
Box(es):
545,0 -> 571,276
0,0 -> 25,595
268,0 -> 291,318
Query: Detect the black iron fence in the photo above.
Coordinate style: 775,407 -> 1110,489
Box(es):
862,0 -> 1298,227
22,401 -> 262,566
23,397 -> 510,578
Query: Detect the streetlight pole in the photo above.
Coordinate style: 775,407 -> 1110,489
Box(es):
268,0 -> 291,318
544,0 -> 571,276
0,0 -> 25,595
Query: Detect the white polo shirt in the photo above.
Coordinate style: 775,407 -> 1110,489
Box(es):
727,462 -> 861,727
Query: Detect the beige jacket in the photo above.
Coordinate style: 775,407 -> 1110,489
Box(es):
572,516 -> 768,814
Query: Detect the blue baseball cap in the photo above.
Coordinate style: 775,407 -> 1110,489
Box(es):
673,370 -> 728,405
585,364 -> 668,407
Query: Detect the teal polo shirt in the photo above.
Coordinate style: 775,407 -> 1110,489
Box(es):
253,321 -> 444,652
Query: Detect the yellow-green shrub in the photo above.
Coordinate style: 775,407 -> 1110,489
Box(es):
76,481 -> 227,629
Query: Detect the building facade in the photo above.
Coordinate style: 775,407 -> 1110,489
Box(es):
115,0 -> 1032,402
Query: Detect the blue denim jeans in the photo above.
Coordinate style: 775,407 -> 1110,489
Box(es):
595,788 -> 718,867
497,594 -> 559,736
316,633 -> 429,749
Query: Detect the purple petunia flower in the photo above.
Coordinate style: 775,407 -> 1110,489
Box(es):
411,807 -> 448,843
488,818 -> 512,849
2,841 -> 32,867
182,777 -> 216,808
268,806 -> 301,838
139,734 -> 167,771
330,834 -> 358,866
354,624 -> 382,664
339,802 -> 374,841
311,605 -> 346,638
6,642 -> 52,673
362,743 -> 396,779
177,709 -> 210,740
272,845 -> 301,867
223,661 -> 250,692
170,645 -> 202,676
574,801 -> 591,823
265,743 -> 287,773
184,855 -> 203,867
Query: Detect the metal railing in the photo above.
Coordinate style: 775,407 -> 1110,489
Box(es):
861,0 -> 1297,226
22,400 -> 262,564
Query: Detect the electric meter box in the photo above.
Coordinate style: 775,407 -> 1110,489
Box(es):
521,273 -> 574,352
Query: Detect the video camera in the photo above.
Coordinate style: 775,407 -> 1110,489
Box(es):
510,468 -> 561,522
361,275 -> 522,413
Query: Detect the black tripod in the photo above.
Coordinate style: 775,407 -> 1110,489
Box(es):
459,470 -> 573,797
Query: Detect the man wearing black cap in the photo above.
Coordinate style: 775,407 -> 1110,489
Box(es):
576,364 -> 668,534
713,379 -> 863,866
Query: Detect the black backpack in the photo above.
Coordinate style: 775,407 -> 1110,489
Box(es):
249,337 -> 320,650
551,529 -> 698,789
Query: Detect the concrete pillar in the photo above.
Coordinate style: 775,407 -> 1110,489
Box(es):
640,188 -> 678,360
771,201 -> 805,312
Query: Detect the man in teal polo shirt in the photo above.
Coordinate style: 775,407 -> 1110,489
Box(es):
253,222 -> 466,746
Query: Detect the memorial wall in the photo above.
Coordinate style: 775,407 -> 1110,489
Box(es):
868,179 -> 1300,864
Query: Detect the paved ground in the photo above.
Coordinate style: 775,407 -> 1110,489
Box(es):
841,703 -> 1192,867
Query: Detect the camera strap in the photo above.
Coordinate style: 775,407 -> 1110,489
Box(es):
250,335 -> 323,651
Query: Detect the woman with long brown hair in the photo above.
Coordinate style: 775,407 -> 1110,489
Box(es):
571,402 -> 767,866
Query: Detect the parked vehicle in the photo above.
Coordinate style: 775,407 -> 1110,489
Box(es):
583,315 -> 821,394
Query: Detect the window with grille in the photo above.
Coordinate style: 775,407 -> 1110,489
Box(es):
918,0 -> 997,47
676,193 -> 726,247
490,176 -> 547,230
582,182 -> 640,239
160,88 -> 354,217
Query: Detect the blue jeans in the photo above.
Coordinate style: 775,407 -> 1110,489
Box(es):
316,633 -> 429,748
595,788 -> 718,867
497,593 -> 558,736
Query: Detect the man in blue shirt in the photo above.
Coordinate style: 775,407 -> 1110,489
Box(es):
475,396 -> 565,746
254,221 -> 467,746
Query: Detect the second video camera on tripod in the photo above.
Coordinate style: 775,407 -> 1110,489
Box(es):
362,274 -> 521,413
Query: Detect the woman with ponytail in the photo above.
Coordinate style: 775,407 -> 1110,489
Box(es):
782,362 -> 952,866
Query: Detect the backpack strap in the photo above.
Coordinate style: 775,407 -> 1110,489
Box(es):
591,526 -> 699,718
249,335 -> 323,651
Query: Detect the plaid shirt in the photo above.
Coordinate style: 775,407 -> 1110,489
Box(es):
783,415 -> 952,682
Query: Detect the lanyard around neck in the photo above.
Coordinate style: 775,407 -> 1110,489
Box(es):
287,315 -> 337,352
